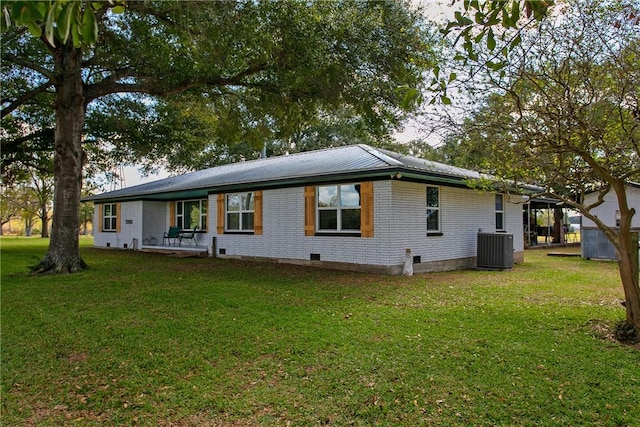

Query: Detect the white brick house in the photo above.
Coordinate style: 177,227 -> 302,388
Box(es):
85,144 -> 530,274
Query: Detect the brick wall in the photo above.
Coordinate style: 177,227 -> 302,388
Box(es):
212,180 -> 525,270
92,180 -> 525,270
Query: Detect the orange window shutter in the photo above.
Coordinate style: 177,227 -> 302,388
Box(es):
97,204 -> 103,232
304,186 -> 316,236
217,194 -> 225,234
360,181 -> 374,238
115,203 -> 122,233
169,201 -> 176,227
254,191 -> 263,235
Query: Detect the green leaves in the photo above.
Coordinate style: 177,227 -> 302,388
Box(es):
56,2 -> 76,45
0,7 -> 10,33
8,1 -> 47,37
397,86 -> 424,111
454,10 -> 474,27
502,2 -> 520,27
442,1 -> 553,75
1,0 -> 125,48
80,5 -> 97,46
487,28 -> 496,51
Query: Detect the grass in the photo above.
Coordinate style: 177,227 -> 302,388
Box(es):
2,237 -> 639,426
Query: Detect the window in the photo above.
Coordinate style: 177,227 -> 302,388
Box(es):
495,194 -> 504,231
217,191 -> 262,235
426,186 -> 440,233
317,184 -> 361,232
176,199 -> 207,230
226,192 -> 254,231
103,203 -> 118,231
305,183 -> 373,237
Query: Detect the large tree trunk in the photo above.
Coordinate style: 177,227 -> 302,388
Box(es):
40,204 -> 50,238
24,216 -> 33,236
615,183 -> 640,330
551,206 -> 564,244
618,231 -> 640,330
31,43 -> 86,273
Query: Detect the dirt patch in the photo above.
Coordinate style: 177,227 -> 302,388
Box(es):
585,319 -> 639,350
586,319 -> 617,342
67,353 -> 88,363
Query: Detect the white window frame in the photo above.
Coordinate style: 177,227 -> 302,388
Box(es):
176,199 -> 207,231
225,192 -> 254,232
495,194 -> 505,231
426,185 -> 440,233
103,203 -> 117,231
316,184 -> 361,233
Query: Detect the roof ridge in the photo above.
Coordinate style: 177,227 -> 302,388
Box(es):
198,144 -> 363,170
374,145 -> 488,177
160,143 -> 363,177
356,144 -> 404,167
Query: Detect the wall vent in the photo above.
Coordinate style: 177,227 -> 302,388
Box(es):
477,233 -> 513,269
413,256 -> 421,264
310,253 -> 321,261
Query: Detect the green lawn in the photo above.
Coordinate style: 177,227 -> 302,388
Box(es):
2,237 -> 639,426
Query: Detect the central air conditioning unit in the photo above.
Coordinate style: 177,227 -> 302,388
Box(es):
477,232 -> 514,269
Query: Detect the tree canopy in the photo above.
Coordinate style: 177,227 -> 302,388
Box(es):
2,0 -> 438,177
434,0 -> 640,331
1,0 -> 436,272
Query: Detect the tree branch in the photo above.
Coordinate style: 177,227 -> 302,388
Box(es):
621,168 -> 640,182
1,128 -> 55,154
84,61 -> 271,103
1,80 -> 55,118
544,187 -> 620,251
0,26 -> 28,50
1,52 -> 56,81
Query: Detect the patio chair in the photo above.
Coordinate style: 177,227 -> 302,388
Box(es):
163,226 -> 181,246
179,226 -> 198,246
